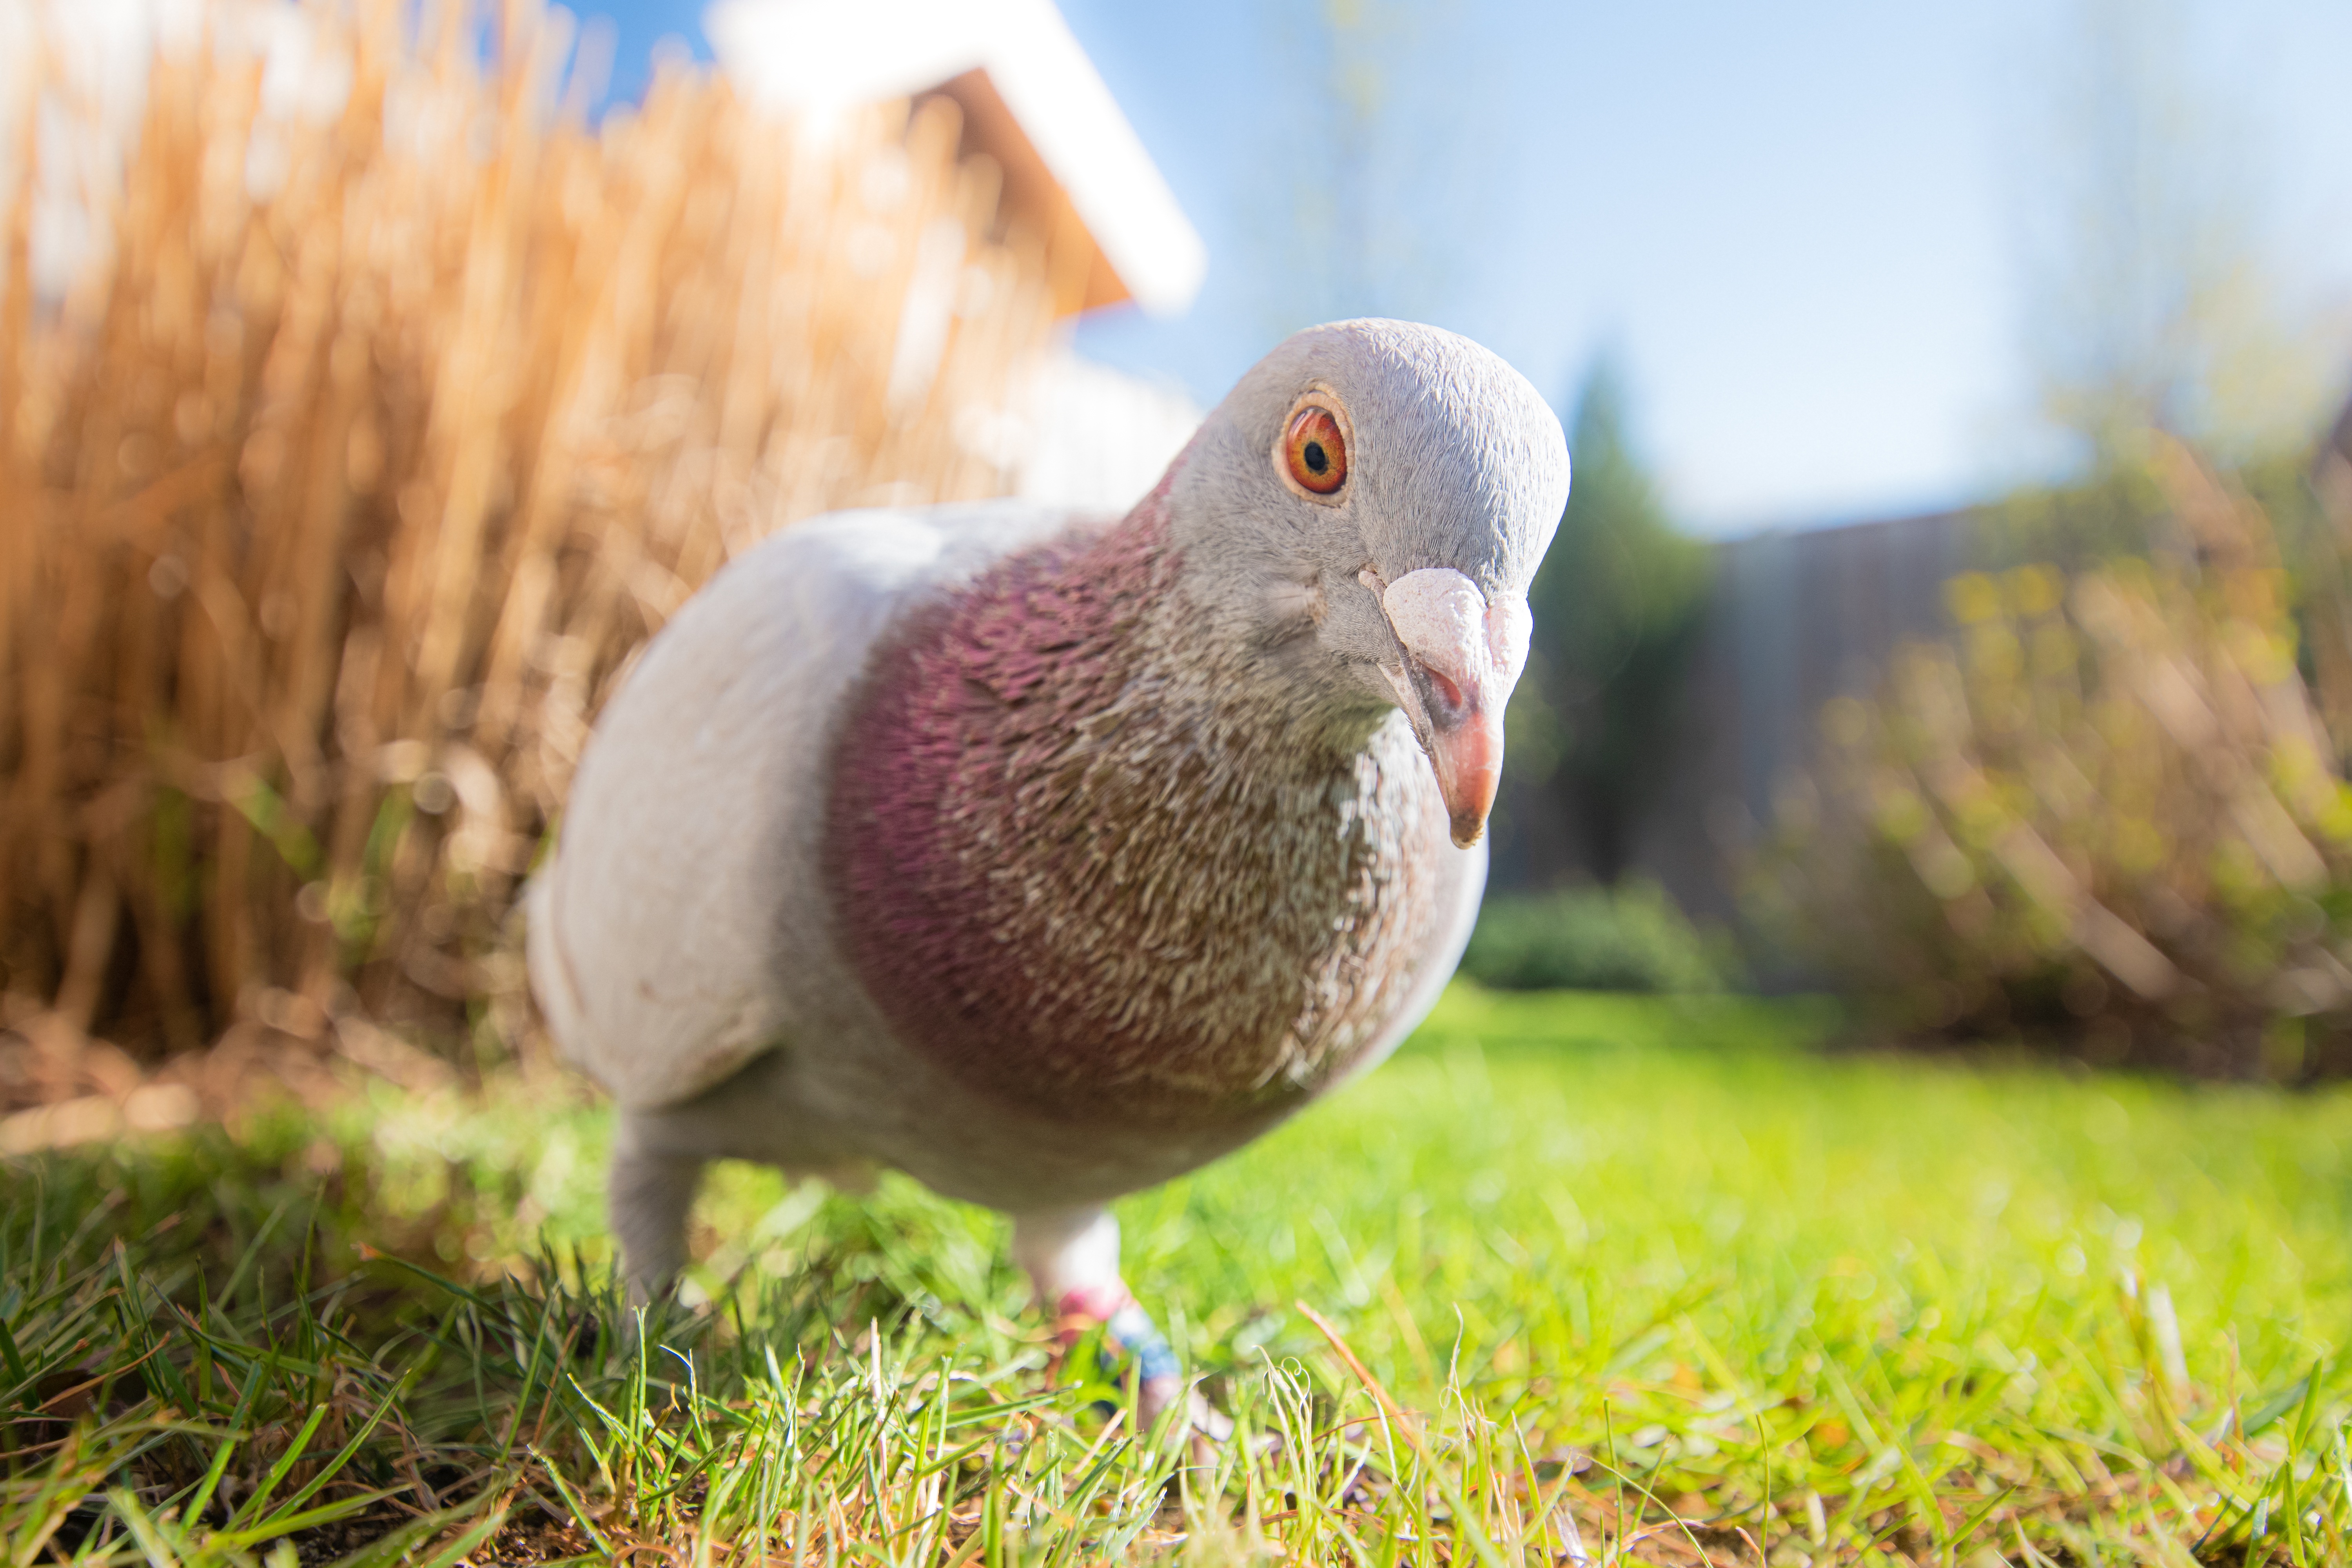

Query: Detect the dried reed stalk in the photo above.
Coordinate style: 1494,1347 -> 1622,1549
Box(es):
0,0 -> 1060,1070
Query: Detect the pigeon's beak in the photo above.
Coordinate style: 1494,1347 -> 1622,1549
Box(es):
1366,568 -> 1532,849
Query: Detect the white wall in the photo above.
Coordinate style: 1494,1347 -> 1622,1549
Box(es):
1013,350 -> 1201,513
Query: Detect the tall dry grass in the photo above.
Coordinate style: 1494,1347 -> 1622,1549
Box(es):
0,0 -> 1062,1084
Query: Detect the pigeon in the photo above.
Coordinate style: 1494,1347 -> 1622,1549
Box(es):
526,318 -> 1569,1427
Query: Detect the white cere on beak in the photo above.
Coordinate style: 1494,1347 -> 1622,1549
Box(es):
1485,595 -> 1532,690
1381,569 -> 1529,701
1380,570 -> 1490,689
1369,568 -> 1530,848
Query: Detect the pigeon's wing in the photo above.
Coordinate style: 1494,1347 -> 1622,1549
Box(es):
526,499 -> 1093,1109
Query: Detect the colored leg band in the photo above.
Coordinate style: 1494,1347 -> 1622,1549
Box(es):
1051,1285 -> 1181,1386
1104,1301 -> 1182,1385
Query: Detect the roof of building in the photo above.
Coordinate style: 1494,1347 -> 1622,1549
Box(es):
704,0 -> 1205,319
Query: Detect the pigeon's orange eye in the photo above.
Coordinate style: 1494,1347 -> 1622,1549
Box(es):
1283,406 -> 1348,495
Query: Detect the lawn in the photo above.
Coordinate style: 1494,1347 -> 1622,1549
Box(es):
5,986 -> 2351,1565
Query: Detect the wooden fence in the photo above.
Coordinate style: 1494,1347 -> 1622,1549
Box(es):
1488,507 -> 1971,935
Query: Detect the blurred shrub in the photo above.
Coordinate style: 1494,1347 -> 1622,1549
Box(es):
1461,882 -> 1735,994
1753,438 -> 2352,1078
0,1 -> 1059,1063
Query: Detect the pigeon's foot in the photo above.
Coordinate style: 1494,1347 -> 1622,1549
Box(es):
1016,1207 -> 1234,1450
1053,1282 -> 1230,1447
608,1130 -> 705,1306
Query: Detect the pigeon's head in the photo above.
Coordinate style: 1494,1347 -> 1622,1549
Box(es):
1173,319 -> 1570,848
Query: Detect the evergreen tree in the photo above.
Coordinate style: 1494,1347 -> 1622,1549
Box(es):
1504,357 -> 1712,885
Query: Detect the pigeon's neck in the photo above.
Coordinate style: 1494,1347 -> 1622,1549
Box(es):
822,482 -> 1454,1132
943,465 -> 1379,748
1125,472 -> 1392,751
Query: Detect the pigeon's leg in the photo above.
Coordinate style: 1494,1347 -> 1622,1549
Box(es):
1012,1207 -> 1221,1439
609,1113 -> 704,1303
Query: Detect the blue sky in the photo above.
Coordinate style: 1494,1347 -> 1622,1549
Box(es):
581,0 -> 2352,535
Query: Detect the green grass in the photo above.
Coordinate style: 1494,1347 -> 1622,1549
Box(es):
7,985 -> 2352,1564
